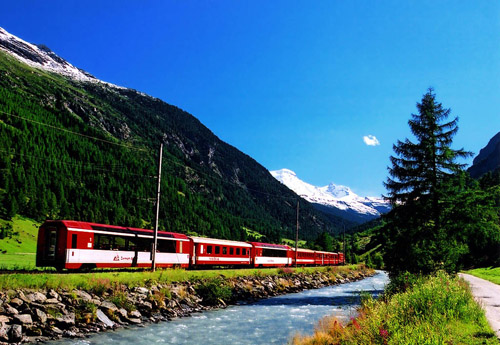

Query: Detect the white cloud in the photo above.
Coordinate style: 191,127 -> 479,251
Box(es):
363,135 -> 380,146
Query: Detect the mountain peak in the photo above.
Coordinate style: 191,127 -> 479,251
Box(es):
0,27 -> 120,88
270,168 -> 390,223
324,183 -> 352,199
468,131 -> 500,178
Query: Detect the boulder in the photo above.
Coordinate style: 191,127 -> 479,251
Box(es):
26,292 -> 47,303
117,308 -> 128,319
13,314 -> 33,325
9,298 -> 23,307
9,324 -> 23,343
0,323 -> 9,342
100,300 -> 118,312
0,315 -> 10,324
35,309 -> 47,324
56,312 -> 75,328
44,298 -> 60,304
96,309 -> 114,328
73,290 -> 92,301
5,304 -> 19,315
129,310 -> 142,319
135,287 -> 149,295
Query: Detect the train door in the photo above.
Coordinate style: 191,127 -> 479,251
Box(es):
46,227 -> 58,261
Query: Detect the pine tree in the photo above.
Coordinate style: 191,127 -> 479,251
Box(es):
383,88 -> 472,275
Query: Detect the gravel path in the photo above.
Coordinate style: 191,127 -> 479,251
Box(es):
459,273 -> 500,339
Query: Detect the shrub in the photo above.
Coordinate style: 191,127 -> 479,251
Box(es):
277,267 -> 295,277
195,278 -> 233,306
292,271 -> 497,344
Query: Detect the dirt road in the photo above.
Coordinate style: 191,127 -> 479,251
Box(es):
459,273 -> 500,339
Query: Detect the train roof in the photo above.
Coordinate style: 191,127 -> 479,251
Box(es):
248,242 -> 291,250
315,250 -> 339,255
41,220 -> 189,240
291,248 -> 316,253
190,236 -> 252,247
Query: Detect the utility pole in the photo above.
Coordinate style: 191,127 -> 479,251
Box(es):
343,222 -> 346,265
295,200 -> 299,268
152,143 -> 163,272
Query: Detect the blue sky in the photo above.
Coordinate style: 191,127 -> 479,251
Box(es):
3,1 -> 500,196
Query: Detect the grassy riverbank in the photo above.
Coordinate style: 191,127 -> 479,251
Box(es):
466,267 -> 500,285
292,271 -> 497,345
0,264 -> 368,291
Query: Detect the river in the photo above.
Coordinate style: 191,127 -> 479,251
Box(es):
55,271 -> 389,345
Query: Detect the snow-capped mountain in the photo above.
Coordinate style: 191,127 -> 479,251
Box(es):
271,169 -> 391,223
0,27 -> 121,88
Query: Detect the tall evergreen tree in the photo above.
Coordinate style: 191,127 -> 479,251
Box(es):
382,88 -> 472,275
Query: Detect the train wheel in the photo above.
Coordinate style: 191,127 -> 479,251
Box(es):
79,264 -> 96,272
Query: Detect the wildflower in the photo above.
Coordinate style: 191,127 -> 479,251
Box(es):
350,317 -> 361,330
379,327 -> 389,345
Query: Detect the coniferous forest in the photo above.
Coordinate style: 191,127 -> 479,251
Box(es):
0,50 -> 347,242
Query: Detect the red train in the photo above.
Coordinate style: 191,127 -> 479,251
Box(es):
36,220 -> 344,271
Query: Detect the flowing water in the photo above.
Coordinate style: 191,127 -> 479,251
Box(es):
56,271 -> 389,345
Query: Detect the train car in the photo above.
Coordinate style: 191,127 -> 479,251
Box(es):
338,252 -> 345,265
315,251 -> 336,266
190,236 -> 252,267
248,242 -> 292,267
36,220 -> 191,270
291,248 -> 316,266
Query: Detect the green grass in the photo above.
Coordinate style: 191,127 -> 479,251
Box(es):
292,271 -> 497,345
359,244 -> 382,260
0,253 -> 37,270
466,267 -> 500,285
0,215 -> 40,254
0,216 -> 40,270
242,226 -> 265,240
0,264 -> 364,291
281,238 -> 307,248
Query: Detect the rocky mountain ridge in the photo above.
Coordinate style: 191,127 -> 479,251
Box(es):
468,131 -> 500,179
271,169 -> 391,223
0,26 -> 348,240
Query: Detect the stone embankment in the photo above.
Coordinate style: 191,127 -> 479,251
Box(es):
0,267 -> 373,344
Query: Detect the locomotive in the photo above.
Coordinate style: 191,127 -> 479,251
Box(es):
36,220 -> 344,271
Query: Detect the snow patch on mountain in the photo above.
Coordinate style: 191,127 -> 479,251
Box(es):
0,27 -> 122,88
270,169 -> 391,220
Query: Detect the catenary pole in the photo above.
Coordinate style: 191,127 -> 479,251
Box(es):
343,222 -> 346,265
152,143 -> 163,272
295,200 -> 299,268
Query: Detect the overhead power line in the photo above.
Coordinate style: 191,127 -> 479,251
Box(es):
1,109 -> 299,201
0,110 -> 149,152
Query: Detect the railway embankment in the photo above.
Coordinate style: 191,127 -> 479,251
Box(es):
0,265 -> 373,344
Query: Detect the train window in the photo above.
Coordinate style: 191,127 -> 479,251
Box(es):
207,245 -> 212,254
242,248 -> 246,256
222,247 -> 227,255
71,234 -> 77,249
114,236 -> 127,250
127,236 -> 150,252
95,234 -> 112,250
215,246 -> 220,254
230,247 -> 234,255
157,239 -> 176,253
236,248 -> 240,255
262,248 -> 287,257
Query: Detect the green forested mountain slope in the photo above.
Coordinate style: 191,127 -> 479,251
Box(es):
0,50 -> 347,241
